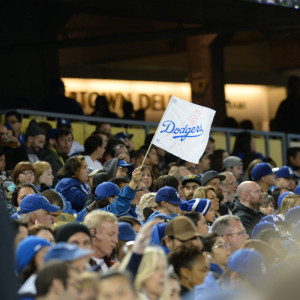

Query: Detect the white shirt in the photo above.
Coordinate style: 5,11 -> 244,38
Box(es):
91,256 -> 108,272
84,155 -> 103,170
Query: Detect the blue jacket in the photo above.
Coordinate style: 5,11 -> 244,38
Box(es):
147,210 -> 177,222
125,205 -> 139,219
55,177 -> 90,212
194,263 -> 223,299
76,185 -> 135,222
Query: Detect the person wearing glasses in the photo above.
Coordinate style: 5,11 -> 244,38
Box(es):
12,161 -> 35,186
195,233 -> 231,295
211,215 -> 249,254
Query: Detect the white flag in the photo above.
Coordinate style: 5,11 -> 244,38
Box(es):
152,95 -> 216,164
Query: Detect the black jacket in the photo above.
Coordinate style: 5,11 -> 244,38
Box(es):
232,201 -> 265,237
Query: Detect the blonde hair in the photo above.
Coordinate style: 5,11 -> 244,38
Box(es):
83,210 -> 117,229
33,161 -> 52,185
193,186 -> 215,199
139,193 -> 156,220
280,194 -> 300,215
134,247 -> 169,300
79,272 -> 98,295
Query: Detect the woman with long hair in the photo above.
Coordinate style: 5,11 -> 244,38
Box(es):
134,246 -> 169,300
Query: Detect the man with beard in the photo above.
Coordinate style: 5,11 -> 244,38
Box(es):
232,181 -> 264,236
182,174 -> 202,201
219,171 -> 238,215
24,123 -> 46,163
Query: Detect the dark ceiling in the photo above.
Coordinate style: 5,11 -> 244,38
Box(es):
4,0 -> 300,52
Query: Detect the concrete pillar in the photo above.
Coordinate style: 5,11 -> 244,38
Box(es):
187,34 -> 228,126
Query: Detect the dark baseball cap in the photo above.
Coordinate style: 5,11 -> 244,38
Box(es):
201,171 -> 225,186
181,174 -> 202,187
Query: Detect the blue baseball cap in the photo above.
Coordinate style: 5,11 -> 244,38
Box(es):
285,206 -> 300,225
155,186 -> 186,205
277,191 -> 293,207
252,221 -> 278,238
46,128 -> 59,141
95,182 -> 120,200
180,198 -> 212,216
57,118 -> 71,128
117,159 -> 132,168
18,194 -> 60,214
295,185 -> 300,195
227,249 -> 266,288
44,242 -> 93,263
117,159 -> 134,173
15,236 -> 51,275
275,166 -> 297,179
118,222 -> 137,241
260,215 -> 283,224
251,163 -> 274,181
114,132 -> 133,142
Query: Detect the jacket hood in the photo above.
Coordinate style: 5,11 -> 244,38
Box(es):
103,158 -> 119,179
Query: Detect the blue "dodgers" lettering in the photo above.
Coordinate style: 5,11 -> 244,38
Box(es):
160,120 -> 204,141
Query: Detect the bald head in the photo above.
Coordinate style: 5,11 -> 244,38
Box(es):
237,181 -> 263,210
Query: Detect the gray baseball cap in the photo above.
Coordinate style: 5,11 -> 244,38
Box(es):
201,171 -> 225,186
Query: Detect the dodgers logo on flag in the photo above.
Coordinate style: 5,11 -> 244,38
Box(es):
152,95 -> 215,164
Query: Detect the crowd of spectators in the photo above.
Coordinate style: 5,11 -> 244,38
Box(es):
2,110 -> 300,300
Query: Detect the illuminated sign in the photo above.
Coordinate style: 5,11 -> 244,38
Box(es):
62,78 -> 191,122
62,78 -> 286,130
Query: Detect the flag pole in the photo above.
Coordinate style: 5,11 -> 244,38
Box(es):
140,143 -> 152,169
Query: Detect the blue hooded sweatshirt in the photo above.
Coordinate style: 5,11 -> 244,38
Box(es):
76,184 -> 135,221
55,177 -> 90,212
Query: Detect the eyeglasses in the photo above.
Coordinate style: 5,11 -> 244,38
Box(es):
21,170 -> 35,176
171,235 -> 201,243
212,243 -> 231,249
225,230 -> 247,237
136,187 -> 149,192
8,120 -> 19,125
